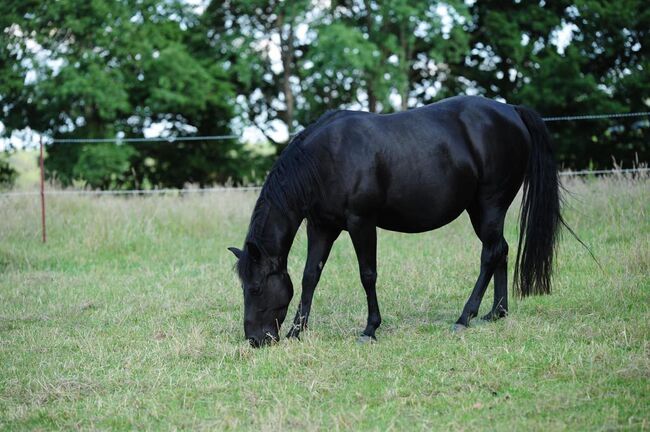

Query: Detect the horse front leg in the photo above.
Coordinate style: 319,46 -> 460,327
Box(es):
347,215 -> 381,342
286,223 -> 339,339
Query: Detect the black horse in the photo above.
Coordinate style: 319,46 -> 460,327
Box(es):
229,95 -> 564,347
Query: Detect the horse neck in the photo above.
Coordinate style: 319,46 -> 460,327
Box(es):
249,199 -> 302,263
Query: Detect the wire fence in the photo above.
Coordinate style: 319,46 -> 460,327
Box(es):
48,131 -> 302,144
542,111 -> 650,122
0,108 -> 648,197
37,111 -> 650,144
557,167 -> 649,176
0,186 -> 262,197
49,134 -> 241,144
1,167 -> 648,198
3,109 -> 649,243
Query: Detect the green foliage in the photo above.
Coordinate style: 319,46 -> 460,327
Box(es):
203,0 -> 314,138
307,0 -> 470,114
301,22 -> 379,115
449,0 -> 649,168
2,0 -> 239,189
0,153 -> 17,190
1,0 -> 649,189
72,144 -> 137,190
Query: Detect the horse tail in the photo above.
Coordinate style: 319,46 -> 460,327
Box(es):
513,105 -> 562,297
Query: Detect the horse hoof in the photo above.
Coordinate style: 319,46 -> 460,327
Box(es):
452,323 -> 468,333
357,334 -> 377,344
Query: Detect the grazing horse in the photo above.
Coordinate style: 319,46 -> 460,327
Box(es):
229,95 -> 564,347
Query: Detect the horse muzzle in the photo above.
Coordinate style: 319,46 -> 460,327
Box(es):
248,331 -> 279,348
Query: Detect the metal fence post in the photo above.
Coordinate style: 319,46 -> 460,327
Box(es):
39,135 -> 46,243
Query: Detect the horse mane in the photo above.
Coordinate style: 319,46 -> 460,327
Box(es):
236,110 -> 343,281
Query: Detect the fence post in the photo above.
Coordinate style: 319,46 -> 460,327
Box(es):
39,135 -> 46,243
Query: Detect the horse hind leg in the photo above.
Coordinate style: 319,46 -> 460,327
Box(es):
482,240 -> 508,322
454,203 -> 508,329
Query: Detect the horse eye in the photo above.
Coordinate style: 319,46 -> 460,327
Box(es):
248,282 -> 263,295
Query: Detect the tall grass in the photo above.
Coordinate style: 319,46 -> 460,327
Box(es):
0,177 -> 648,430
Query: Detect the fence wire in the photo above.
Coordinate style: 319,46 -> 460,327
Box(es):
1,168 -> 647,197
1,109 -> 647,198
557,167 -> 650,176
42,111 -> 650,144
0,186 -> 263,197
543,111 -> 650,122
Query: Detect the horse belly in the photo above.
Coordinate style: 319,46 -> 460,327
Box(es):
376,178 -> 476,233
377,208 -> 465,233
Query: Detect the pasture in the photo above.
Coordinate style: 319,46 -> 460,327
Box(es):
1,177 -> 648,430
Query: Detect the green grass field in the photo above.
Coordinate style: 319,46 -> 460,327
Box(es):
1,177 -> 648,430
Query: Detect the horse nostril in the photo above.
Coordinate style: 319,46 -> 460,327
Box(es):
264,332 -> 279,345
249,338 -> 260,348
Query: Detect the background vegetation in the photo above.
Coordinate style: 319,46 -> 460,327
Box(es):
1,0 -> 649,189
0,177 -> 648,429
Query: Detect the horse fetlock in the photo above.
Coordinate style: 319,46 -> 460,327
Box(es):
482,307 -> 508,322
286,318 -> 306,338
366,317 -> 381,331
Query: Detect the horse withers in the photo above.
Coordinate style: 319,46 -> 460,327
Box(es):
229,95 -> 563,347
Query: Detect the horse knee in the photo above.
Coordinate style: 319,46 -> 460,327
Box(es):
360,270 -> 377,288
302,269 -> 321,288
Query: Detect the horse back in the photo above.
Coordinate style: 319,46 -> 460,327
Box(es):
301,96 -> 531,232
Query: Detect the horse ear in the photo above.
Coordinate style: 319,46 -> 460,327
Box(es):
227,247 -> 243,260
246,241 -> 262,262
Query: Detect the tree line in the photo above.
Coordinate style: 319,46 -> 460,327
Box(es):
1,0 -> 648,189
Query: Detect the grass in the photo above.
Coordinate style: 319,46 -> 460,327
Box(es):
0,177 -> 648,430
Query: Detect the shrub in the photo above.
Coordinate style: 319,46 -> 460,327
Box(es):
72,143 -> 137,189
0,153 -> 17,190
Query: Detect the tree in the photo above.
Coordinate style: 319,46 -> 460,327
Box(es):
449,0 -> 650,168
318,0 -> 469,113
203,0 -> 313,144
299,21 -> 380,118
3,0 -> 648,178
1,0 -> 241,188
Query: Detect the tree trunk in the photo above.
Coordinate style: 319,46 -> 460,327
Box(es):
282,61 -> 294,132
368,87 -> 377,113
400,86 -> 408,111
278,11 -> 295,133
399,23 -> 411,111
363,0 -> 377,113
